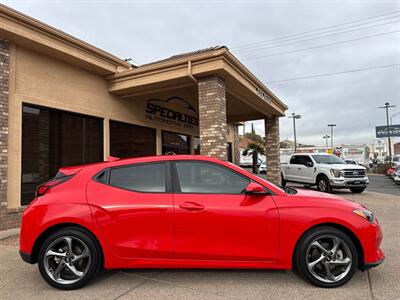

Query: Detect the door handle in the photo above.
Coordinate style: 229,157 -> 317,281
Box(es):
297,167 -> 302,170
179,202 -> 205,211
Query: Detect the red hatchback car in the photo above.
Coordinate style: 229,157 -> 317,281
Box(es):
19,155 -> 384,290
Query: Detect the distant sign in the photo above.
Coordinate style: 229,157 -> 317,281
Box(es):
376,125 -> 400,138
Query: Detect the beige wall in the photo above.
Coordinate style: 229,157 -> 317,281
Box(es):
7,45 -> 237,208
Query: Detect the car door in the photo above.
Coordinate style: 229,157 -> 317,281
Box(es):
285,155 -> 301,181
298,155 -> 316,183
172,160 -> 279,262
86,162 -> 174,259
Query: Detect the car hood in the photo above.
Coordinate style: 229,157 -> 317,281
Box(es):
291,188 -> 363,209
318,163 -> 366,170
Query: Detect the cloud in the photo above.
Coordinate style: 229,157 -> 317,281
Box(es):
3,0 -> 399,147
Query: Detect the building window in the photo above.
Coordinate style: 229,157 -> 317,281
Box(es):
194,136 -> 200,155
110,121 -> 156,159
162,131 -> 190,155
21,104 -> 103,205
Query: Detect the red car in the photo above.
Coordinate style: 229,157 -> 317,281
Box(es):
19,155 -> 384,290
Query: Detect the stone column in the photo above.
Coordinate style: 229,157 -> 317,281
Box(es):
265,116 -> 281,185
198,76 -> 227,161
233,124 -> 241,165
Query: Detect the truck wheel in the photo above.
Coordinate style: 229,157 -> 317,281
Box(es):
350,187 -> 366,193
317,175 -> 332,193
281,174 -> 287,187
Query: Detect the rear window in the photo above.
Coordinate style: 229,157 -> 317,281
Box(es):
109,163 -> 166,192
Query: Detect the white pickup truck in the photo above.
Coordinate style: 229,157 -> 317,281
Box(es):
281,153 -> 369,193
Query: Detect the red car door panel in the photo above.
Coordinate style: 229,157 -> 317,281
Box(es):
172,161 -> 279,262
174,194 -> 279,261
86,163 -> 174,259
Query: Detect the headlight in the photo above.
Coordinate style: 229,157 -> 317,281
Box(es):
330,169 -> 341,178
353,209 -> 375,223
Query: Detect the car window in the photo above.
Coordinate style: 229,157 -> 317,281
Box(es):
302,156 -> 313,165
109,163 -> 165,192
290,155 -> 302,164
175,161 -> 250,194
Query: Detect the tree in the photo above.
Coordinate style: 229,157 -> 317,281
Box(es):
242,142 -> 265,174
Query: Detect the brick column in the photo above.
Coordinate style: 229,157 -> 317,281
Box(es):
265,116 -> 281,185
198,76 -> 227,161
233,124 -> 240,165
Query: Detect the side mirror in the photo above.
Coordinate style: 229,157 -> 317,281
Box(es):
245,182 -> 270,195
305,161 -> 313,167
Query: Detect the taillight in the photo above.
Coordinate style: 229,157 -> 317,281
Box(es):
35,175 -> 73,197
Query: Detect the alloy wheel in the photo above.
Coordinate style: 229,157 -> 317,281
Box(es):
318,178 -> 328,192
43,236 -> 91,285
306,235 -> 352,283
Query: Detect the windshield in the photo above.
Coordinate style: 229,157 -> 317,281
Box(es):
312,155 -> 345,164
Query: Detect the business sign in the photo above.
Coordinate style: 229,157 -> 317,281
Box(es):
376,124 -> 400,138
255,87 -> 272,103
145,97 -> 199,130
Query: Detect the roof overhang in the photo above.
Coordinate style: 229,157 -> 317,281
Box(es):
108,48 -> 288,117
0,4 -> 131,75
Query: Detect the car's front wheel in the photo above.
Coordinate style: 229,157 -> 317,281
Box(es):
38,227 -> 102,290
316,175 -> 332,193
295,226 -> 358,288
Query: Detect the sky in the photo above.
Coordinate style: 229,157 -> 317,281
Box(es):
2,0 -> 399,147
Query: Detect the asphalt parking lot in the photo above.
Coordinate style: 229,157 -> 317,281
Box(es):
0,189 -> 399,300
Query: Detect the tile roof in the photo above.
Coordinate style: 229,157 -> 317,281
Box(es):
140,46 -> 228,67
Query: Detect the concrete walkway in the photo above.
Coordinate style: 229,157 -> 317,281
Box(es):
0,191 -> 398,299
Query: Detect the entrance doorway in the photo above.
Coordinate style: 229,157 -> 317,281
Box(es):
162,131 -> 190,154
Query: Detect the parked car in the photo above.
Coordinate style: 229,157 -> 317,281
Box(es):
386,166 -> 399,177
281,153 -> 369,193
19,155 -> 384,290
259,161 -> 267,174
393,170 -> 400,185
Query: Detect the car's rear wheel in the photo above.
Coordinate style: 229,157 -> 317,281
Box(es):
317,175 -> 332,193
295,226 -> 358,288
38,227 -> 101,290
281,174 -> 287,187
350,187 -> 366,193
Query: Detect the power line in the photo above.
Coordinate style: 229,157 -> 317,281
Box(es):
231,11 -> 400,50
266,64 -> 400,84
242,30 -> 398,61
234,19 -> 399,55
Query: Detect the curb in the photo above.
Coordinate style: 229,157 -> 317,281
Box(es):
0,227 -> 20,240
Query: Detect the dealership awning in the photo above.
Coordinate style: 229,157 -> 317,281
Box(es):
107,47 -> 287,121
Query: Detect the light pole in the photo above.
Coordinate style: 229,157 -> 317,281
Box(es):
390,112 -> 400,125
379,102 -> 396,157
323,134 -> 330,148
328,124 -> 336,151
288,113 -> 301,152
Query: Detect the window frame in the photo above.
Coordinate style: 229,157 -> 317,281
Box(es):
95,161 -> 173,194
171,160 -> 253,195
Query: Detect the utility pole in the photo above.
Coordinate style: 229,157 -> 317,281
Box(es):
379,102 -> 396,157
328,124 -> 336,152
323,134 -> 330,148
288,113 -> 301,152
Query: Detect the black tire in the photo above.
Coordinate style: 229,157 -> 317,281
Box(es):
316,175 -> 332,193
38,227 -> 102,290
350,187 -> 366,193
281,174 -> 287,187
294,226 -> 358,288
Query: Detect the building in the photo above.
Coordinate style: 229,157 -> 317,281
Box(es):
0,4 -> 287,230
394,142 -> 400,155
